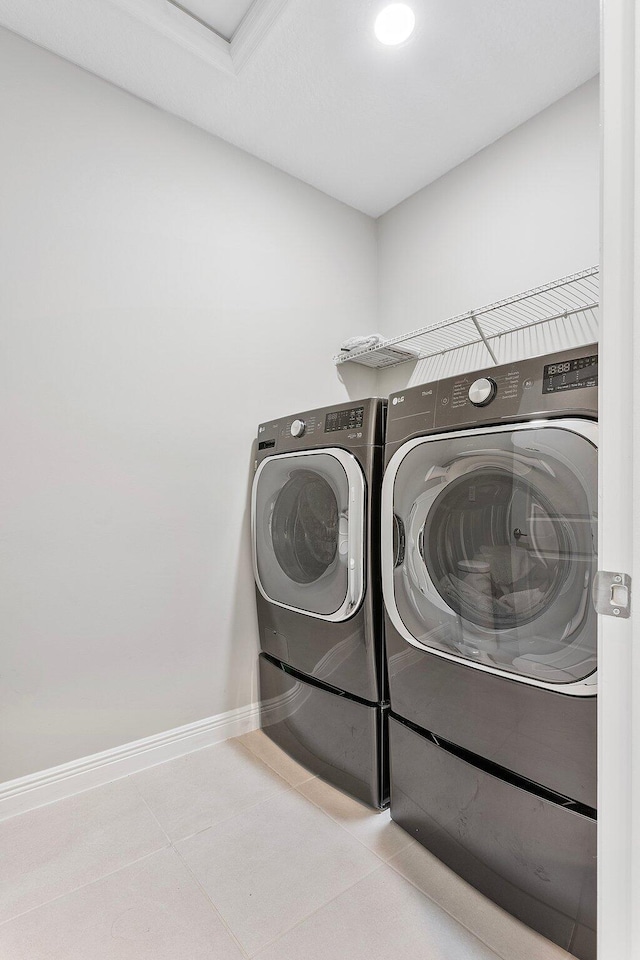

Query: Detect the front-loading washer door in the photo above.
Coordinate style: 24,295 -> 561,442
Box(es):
382,419 -> 598,694
252,448 -> 365,621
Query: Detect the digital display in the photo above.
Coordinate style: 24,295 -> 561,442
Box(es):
542,354 -> 598,394
546,361 -> 572,376
325,406 -> 365,432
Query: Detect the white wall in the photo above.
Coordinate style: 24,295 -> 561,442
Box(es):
0,30 -> 599,785
0,28 -> 377,782
376,77 -> 600,395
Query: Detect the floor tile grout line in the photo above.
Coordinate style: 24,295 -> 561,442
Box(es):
0,844 -> 169,929
167,764 -> 384,959
172,843 -> 251,960
382,851 -> 545,960
292,786 -> 390,863
239,739 -> 415,865
128,738 -> 297,845
0,730 -> 567,960
291,781 -> 414,866
240,738 -> 416,867
258,755 -> 562,960
167,781 -> 300,846
247,860 -> 386,959
128,775 -> 173,846
386,846 -> 573,959
232,737 -> 298,782
2,773 -> 297,956
162,765 -> 386,956
234,734 -> 317,788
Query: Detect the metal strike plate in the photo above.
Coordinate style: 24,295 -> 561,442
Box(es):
592,571 -> 632,618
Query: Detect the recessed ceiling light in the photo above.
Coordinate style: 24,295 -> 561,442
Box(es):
374,4 -> 416,46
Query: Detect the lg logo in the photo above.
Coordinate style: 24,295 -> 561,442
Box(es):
392,395 -> 405,406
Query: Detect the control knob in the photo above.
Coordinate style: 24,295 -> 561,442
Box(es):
290,419 -> 306,437
468,377 -> 497,407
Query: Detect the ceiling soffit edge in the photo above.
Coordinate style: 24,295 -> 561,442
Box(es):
107,0 -> 290,76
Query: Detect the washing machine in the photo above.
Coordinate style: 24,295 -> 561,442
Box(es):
381,346 -> 598,959
251,398 -> 388,808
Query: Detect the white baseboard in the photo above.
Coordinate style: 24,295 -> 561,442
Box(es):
0,702 -> 260,822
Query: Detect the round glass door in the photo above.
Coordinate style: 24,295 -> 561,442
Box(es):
384,423 -> 597,686
271,470 -> 339,584
424,469 -> 570,630
252,449 -> 365,620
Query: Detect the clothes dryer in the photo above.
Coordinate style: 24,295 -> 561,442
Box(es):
382,347 -> 598,959
252,398 -> 388,808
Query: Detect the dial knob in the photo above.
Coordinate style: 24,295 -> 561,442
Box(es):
290,419 -> 306,437
468,377 -> 497,407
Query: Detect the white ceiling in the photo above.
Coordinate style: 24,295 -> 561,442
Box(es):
0,0 -> 599,217
169,0 -> 255,41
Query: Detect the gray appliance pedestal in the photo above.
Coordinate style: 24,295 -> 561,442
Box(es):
259,653 -> 388,809
389,716 -> 596,960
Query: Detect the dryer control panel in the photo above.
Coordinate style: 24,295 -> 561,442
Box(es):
385,344 -> 597,449
256,397 -> 385,461
325,405 -> 365,433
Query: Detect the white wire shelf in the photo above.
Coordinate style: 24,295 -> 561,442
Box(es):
334,266 -> 599,369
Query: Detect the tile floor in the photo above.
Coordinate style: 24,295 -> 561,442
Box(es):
0,731 -> 572,959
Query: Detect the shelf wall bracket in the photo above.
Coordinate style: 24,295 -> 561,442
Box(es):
470,313 -> 499,365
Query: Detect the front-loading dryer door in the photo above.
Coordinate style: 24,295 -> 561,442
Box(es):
252,448 -> 365,621
382,419 -> 598,694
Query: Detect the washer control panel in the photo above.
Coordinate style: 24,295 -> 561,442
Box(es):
468,377 -> 497,407
385,344 -> 598,444
542,354 -> 598,394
